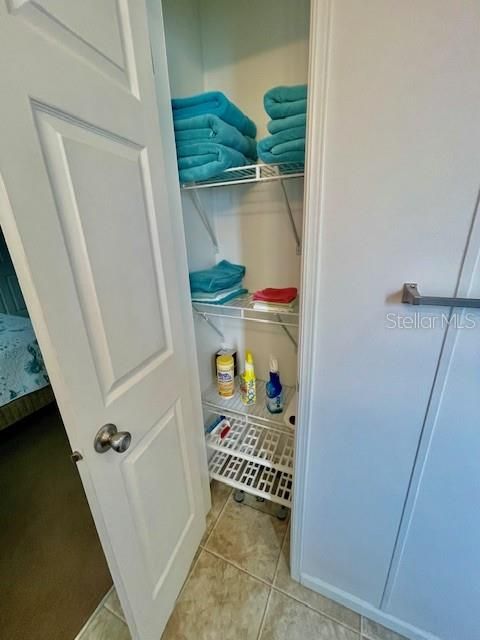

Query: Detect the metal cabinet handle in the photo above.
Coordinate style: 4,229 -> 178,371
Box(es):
402,283 -> 480,309
94,424 -> 132,454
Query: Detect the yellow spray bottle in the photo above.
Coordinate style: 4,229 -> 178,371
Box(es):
240,350 -> 256,406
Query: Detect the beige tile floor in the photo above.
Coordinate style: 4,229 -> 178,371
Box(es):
79,481 -> 408,640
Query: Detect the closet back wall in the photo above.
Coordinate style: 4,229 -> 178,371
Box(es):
162,0 -> 310,387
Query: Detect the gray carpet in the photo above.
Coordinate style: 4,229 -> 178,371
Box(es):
0,404 -> 113,639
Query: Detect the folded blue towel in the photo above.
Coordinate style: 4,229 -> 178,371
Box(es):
258,127 -> 306,152
257,136 -> 305,164
191,284 -> 245,301
172,92 -> 257,138
174,115 -> 257,161
189,260 -> 246,294
268,113 -> 307,134
264,85 -> 308,119
176,143 -> 249,183
192,287 -> 248,305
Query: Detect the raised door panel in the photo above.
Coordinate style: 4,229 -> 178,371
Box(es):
123,400 -> 195,596
33,104 -> 172,400
7,0 -> 138,93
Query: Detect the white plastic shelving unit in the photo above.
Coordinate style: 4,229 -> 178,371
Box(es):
209,449 -> 293,508
203,381 -> 295,507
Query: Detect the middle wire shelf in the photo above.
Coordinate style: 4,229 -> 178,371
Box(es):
192,294 -> 299,328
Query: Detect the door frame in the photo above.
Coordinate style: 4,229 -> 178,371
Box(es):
291,0 -> 330,583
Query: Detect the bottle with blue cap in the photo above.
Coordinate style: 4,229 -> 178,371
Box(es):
266,355 -> 284,414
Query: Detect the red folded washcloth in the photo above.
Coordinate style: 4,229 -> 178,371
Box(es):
252,287 -> 298,304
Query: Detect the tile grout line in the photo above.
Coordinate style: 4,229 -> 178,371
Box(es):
268,582 -> 362,636
201,487 -> 233,548
176,544 -> 206,602
201,503 -> 290,588
174,484 -> 233,606
201,547 -> 275,588
75,587 -> 117,640
103,603 -> 127,626
255,586 -> 274,640
255,519 -> 288,640
270,522 -> 362,636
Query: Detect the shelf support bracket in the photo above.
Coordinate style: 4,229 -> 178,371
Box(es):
277,314 -> 298,350
193,305 -> 224,339
188,189 -> 219,252
279,180 -> 301,255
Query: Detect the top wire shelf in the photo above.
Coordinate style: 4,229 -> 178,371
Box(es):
180,162 -> 304,190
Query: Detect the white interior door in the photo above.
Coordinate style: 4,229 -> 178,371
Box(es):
0,2 -> 208,638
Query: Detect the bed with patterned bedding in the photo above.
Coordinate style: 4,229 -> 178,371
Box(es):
0,313 -> 54,429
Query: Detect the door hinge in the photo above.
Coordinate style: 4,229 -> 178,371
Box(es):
71,451 -> 83,464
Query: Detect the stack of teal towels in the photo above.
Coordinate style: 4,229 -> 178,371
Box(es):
172,92 -> 257,183
258,85 -> 307,164
189,260 -> 247,305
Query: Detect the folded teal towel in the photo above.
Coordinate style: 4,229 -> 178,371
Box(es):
174,115 -> 257,161
259,127 -> 306,150
268,113 -> 307,134
192,287 -> 248,305
191,284 -> 245,301
189,260 -> 246,294
172,92 -> 257,138
264,84 -> 307,119
257,136 -> 305,164
176,143 -> 248,183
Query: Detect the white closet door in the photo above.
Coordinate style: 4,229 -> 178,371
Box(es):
0,2 -> 206,638
383,203 -> 480,639
297,0 -> 480,614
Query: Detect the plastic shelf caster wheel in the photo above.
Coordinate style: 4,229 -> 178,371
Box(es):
234,489 -> 245,503
255,496 -> 265,502
276,506 -> 288,521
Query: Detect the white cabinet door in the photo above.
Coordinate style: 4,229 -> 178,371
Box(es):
297,0 -> 480,611
384,207 -> 480,639
0,2 -> 206,638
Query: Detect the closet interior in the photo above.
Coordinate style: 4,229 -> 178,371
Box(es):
161,0 -> 311,513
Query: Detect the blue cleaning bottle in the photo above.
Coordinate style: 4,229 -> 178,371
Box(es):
266,356 -> 284,414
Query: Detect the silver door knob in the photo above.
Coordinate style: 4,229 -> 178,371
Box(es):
94,423 -> 132,454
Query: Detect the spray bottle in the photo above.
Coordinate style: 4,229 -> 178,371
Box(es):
266,356 -> 284,413
240,350 -> 256,405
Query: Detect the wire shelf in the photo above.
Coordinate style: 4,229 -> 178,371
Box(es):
202,378 -> 296,428
205,415 -> 294,475
208,449 -> 293,507
181,162 -> 304,190
193,294 -> 299,328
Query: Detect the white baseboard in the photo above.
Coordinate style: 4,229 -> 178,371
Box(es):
300,572 -> 440,640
